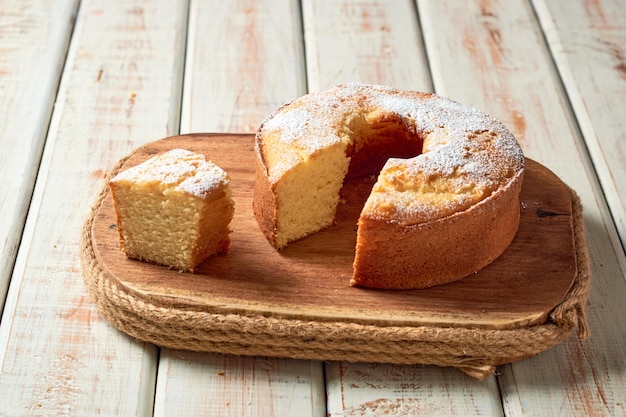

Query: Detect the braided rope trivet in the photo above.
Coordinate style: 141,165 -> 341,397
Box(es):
80,156 -> 590,379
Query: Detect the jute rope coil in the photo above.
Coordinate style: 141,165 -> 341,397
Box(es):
80,155 -> 590,379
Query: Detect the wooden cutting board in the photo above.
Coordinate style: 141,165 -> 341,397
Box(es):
91,133 -> 577,331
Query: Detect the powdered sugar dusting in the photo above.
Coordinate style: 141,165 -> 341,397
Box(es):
111,148 -> 229,199
261,95 -> 343,149
177,161 -> 229,199
257,83 -> 524,223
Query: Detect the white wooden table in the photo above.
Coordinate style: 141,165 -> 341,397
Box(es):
1,0 -> 625,415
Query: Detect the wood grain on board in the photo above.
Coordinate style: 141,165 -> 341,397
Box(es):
92,134 -> 578,332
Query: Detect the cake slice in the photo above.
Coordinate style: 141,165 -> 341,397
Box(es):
109,148 -> 234,272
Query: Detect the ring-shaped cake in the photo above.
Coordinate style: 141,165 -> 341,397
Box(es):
253,83 -> 525,289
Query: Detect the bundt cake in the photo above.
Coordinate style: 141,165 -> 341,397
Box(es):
253,83 -> 524,289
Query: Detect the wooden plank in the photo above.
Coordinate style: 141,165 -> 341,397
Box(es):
417,0 -> 626,415
301,0 -> 504,415
302,0 -> 432,92
179,0 -> 307,134
154,351 -> 325,417
0,0 -> 188,414
153,1 -> 325,416
326,362 -> 504,417
0,0 -> 79,310
533,0 -> 626,250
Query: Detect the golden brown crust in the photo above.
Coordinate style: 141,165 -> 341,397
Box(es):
109,182 -> 128,254
352,172 -> 523,289
252,152 -> 279,247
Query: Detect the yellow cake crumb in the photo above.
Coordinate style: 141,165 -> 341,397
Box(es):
109,148 -> 234,272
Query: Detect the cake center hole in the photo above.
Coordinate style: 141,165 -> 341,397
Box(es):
344,117 -> 423,180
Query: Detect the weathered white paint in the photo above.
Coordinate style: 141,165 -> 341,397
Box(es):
302,0 -> 433,93
0,0 -> 188,415
0,0 -> 624,415
0,0 -> 79,309
154,351 -> 325,417
326,362 -> 504,417
533,0 -> 626,253
180,0 -> 307,134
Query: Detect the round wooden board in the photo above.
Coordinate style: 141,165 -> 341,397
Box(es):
91,134 -> 578,331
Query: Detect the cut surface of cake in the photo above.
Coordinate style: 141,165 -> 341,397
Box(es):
109,148 -> 234,272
